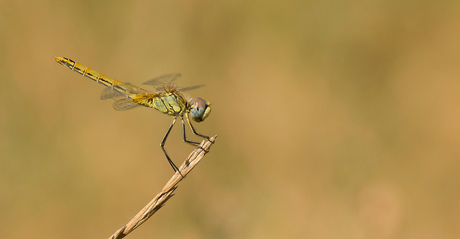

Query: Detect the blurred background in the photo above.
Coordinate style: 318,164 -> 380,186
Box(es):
1,0 -> 460,238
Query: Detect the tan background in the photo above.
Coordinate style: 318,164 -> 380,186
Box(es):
1,0 -> 460,238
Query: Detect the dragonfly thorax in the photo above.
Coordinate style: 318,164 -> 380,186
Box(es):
150,91 -> 189,116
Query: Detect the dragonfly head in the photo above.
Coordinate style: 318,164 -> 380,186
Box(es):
190,97 -> 211,122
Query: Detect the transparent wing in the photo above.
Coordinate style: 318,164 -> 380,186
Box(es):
142,73 -> 182,88
98,82 -> 147,111
100,82 -> 146,100
177,84 -> 205,92
100,88 -> 124,100
142,73 -> 205,93
112,98 -> 141,111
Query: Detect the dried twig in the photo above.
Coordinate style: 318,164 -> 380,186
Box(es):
108,135 -> 217,239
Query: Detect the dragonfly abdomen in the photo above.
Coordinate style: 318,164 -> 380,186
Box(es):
55,57 -> 137,98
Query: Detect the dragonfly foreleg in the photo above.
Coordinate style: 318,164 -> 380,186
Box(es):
160,117 -> 183,177
181,117 -> 200,146
186,114 -> 210,141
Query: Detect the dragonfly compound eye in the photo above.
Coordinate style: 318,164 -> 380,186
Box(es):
191,97 -> 211,122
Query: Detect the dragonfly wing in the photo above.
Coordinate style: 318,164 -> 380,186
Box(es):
112,98 -> 140,111
100,88 -> 123,100
100,82 -> 145,100
142,73 -> 181,88
177,84 -> 205,92
143,74 -> 205,93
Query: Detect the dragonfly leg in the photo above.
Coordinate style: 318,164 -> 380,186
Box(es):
185,113 -> 212,154
160,117 -> 183,177
181,117 -> 200,146
186,113 -> 210,141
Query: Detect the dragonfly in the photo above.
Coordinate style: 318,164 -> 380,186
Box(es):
55,57 -> 211,176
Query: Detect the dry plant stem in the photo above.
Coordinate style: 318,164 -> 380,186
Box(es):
108,135 -> 217,239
